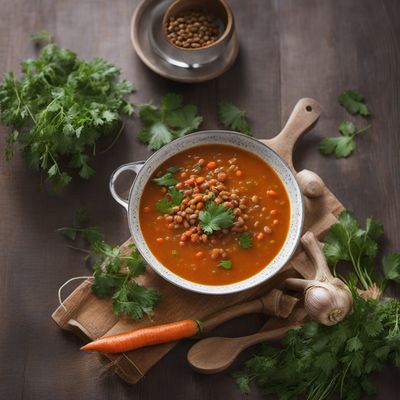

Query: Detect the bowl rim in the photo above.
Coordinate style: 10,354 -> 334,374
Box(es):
127,130 -> 304,295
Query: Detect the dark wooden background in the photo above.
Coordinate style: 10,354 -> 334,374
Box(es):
1,0 -> 399,399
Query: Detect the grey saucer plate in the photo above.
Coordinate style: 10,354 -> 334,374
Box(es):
130,0 -> 239,83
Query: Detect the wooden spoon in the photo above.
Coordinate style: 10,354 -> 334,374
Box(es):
187,325 -> 298,374
200,288 -> 299,333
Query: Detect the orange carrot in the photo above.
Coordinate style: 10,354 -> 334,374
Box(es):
81,319 -> 200,353
207,161 -> 217,170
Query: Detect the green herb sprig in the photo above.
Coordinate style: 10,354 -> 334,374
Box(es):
59,208 -> 161,320
137,93 -> 203,151
0,36 -> 134,190
199,201 -> 234,235
233,296 -> 400,400
239,232 -> 253,249
320,121 -> 371,158
217,101 -> 252,135
233,211 -> 400,399
338,90 -> 370,116
155,187 -> 184,215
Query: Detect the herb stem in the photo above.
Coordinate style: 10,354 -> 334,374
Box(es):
356,124 -> 371,135
67,245 -> 91,254
12,76 -> 36,124
99,122 -> 125,154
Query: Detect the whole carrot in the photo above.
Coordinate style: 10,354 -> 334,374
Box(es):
81,319 -> 200,353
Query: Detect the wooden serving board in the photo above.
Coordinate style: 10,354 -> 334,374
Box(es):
52,98 -> 344,384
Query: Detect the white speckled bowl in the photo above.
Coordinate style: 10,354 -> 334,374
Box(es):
110,130 -> 303,295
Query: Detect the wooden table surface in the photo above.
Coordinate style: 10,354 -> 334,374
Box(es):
1,0 -> 399,399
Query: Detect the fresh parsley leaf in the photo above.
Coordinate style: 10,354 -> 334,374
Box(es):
346,336 -> 363,352
319,121 -> 370,158
217,101 -> 252,135
234,295 -> 400,400
155,187 -> 184,214
230,371 -> 251,394
59,208 -> 161,320
219,260 -> 232,270
239,232 -> 253,249
58,207 -> 103,244
126,251 -> 147,277
0,40 -> 135,190
152,172 -> 178,186
31,30 -> 54,45
92,262 -> 125,297
338,90 -> 370,116
383,253 -> 400,283
323,210 -> 382,290
199,201 -> 234,234
138,93 -> 203,150
166,165 -> 181,173
366,216 -> 384,240
112,281 -> 161,320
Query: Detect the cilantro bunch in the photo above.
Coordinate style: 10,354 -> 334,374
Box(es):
234,211 -> 400,399
59,208 -> 161,320
0,38 -> 134,189
234,296 -> 400,400
324,210 -> 400,290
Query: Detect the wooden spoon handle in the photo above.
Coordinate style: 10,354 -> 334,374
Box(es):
261,98 -> 321,169
201,290 -> 299,333
201,298 -> 264,333
238,324 -> 297,347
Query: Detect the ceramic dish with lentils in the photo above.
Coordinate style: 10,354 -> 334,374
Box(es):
139,144 -> 291,286
165,8 -> 221,49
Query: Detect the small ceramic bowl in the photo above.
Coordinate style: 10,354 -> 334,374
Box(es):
110,131 -> 304,295
151,0 -> 235,69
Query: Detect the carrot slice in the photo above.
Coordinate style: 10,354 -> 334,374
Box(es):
81,319 -> 200,353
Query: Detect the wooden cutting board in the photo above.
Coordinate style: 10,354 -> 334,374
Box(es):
52,98 -> 344,384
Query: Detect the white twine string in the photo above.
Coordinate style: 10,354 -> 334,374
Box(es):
58,276 -> 93,311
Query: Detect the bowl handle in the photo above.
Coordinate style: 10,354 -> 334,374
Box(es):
109,161 -> 145,211
261,98 -> 321,170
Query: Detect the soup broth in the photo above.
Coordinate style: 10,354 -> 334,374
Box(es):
139,144 -> 290,285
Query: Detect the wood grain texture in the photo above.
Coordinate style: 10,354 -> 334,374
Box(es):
0,0 -> 399,399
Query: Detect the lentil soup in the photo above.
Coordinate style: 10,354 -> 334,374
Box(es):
139,144 -> 290,286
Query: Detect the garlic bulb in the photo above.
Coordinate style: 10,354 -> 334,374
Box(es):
304,279 -> 353,326
284,231 -> 354,326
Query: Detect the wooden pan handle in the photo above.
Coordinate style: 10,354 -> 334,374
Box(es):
261,98 -> 321,170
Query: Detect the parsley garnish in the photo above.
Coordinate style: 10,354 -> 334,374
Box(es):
239,232 -> 253,249
152,172 -> 178,187
60,208 -> 161,320
0,37 -> 135,190
219,260 -> 232,270
199,201 -> 234,235
166,165 -> 181,173
137,93 -> 203,150
319,121 -> 370,158
155,187 -> 184,214
338,90 -> 370,116
217,101 -> 252,135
